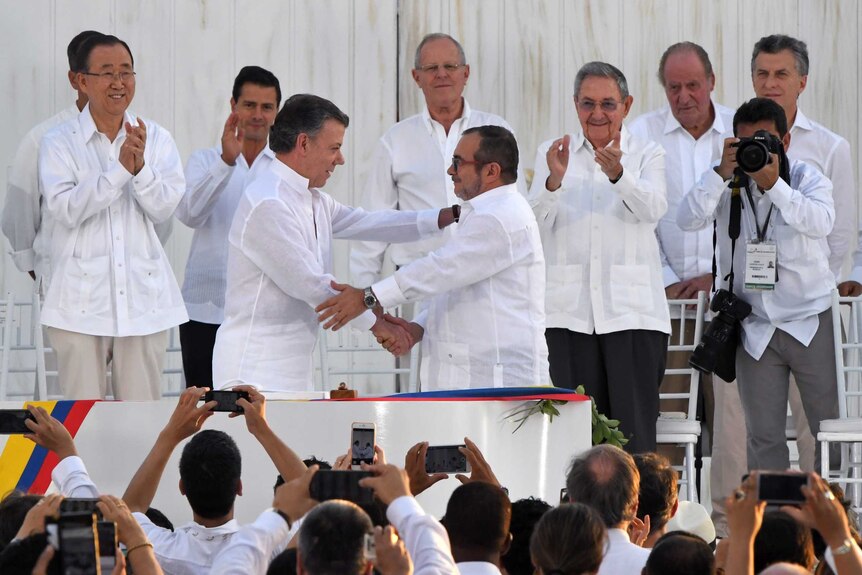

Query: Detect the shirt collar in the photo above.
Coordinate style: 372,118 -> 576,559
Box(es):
572,124 -> 633,154
421,98 -> 471,134
181,519 -> 241,535
464,182 -> 518,209
661,98 -> 729,136
791,107 -> 813,132
270,157 -> 311,191
78,103 -> 135,142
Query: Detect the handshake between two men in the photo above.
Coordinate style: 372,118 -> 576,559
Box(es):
315,281 -> 422,357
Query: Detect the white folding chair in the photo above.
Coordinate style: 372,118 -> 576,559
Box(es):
657,291 -> 707,502
0,292 -> 15,400
318,318 -> 419,395
818,290 -> 862,513
0,291 -> 54,401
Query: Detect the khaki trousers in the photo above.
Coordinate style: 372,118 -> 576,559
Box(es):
46,327 -> 167,400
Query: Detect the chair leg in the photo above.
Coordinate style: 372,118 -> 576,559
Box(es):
686,442 -> 697,503
822,439 -> 831,479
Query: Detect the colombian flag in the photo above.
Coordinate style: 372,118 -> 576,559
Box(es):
0,400 -> 97,496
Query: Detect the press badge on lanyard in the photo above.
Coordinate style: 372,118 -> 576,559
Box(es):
743,187 -> 777,291
744,241 -> 777,291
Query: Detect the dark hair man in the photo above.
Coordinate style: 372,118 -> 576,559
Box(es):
2,30 -> 103,286
174,65 -> 282,389
634,452 -> 678,547
566,445 -> 649,573
503,497 -> 551,575
643,531 -> 715,575
211,93 -> 458,391
297,501 -> 375,575
678,97 -> 838,474
317,125 -> 548,389
37,34 -> 186,400
442,481 -> 512,572
122,385 -> 307,574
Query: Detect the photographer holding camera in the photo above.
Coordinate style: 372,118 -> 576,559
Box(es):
677,97 -> 838,474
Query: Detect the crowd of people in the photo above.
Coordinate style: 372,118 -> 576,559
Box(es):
1,390 -> 861,574
2,24 -> 861,575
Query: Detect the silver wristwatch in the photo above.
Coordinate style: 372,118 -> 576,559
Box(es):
363,287 -> 378,309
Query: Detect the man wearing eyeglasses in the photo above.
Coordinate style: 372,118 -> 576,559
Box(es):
317,125 -> 548,390
529,62 -> 670,453
349,33 -> 525,289
37,34 -> 187,400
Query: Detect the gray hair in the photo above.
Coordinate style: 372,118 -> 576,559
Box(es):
566,444 -> 639,528
751,34 -> 809,76
414,33 -> 467,69
574,61 -> 629,100
658,42 -> 714,87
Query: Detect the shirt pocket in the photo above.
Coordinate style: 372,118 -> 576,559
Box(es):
434,341 -> 471,390
60,255 -> 111,317
609,264 -> 652,313
546,264 -> 582,315
128,255 -> 165,313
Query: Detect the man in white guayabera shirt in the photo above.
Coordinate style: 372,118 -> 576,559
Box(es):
174,66 -> 281,389
212,94 -> 457,392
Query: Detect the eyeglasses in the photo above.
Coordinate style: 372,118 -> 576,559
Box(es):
81,71 -> 136,83
451,157 -> 483,172
577,99 -> 622,113
418,63 -> 465,75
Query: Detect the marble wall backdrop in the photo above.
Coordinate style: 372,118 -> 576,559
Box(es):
0,0 -> 858,390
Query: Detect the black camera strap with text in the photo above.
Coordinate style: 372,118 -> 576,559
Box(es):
712,173 -> 746,295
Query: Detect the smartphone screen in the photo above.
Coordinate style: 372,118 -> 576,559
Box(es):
203,390 -> 250,413
757,472 -> 808,504
0,409 -> 34,434
425,445 -> 469,474
56,513 -> 100,575
97,521 -> 117,572
309,470 -> 375,506
351,423 -> 375,466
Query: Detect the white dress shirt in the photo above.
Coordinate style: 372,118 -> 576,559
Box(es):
176,145 -> 274,324
134,512 -> 242,575
349,99 -> 527,287
51,455 -> 100,498
386,496 -> 459,575
2,105 -> 79,288
372,183 -> 549,390
677,160 -> 835,360
209,510 -> 293,575
38,105 -> 187,336
598,528 -> 650,575
628,101 -> 735,286
212,159 -> 441,391
529,127 -> 671,336
458,563 -> 501,575
787,108 -> 855,280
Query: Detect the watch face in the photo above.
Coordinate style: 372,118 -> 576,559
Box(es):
364,294 -> 377,308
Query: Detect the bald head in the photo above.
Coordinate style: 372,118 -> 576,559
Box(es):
759,563 -> 810,575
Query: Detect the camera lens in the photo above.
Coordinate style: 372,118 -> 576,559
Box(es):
736,140 -> 769,172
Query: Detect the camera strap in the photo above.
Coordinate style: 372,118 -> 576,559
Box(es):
713,184 -> 744,296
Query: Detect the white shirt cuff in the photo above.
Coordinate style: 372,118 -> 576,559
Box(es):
350,309 -> 377,332
416,208 -> 442,236
386,495 -> 425,527
662,266 -> 682,288
372,275 -> 406,309
10,249 -> 36,272
132,163 -> 156,189
51,455 -> 88,489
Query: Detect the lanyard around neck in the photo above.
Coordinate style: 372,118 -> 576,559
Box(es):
744,185 -> 774,242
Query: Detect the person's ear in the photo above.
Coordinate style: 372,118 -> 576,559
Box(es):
670,498 -> 679,518
501,531 -> 513,556
179,478 -> 186,495
230,98 -> 238,113
621,95 -> 634,118
237,478 -> 243,497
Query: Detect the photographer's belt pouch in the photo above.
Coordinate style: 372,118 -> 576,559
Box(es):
744,241 -> 777,291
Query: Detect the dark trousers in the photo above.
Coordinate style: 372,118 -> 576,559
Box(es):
179,320 -> 220,389
546,328 -> 668,453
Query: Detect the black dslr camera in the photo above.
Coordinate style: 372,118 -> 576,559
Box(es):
733,129 -> 784,173
689,289 -> 752,381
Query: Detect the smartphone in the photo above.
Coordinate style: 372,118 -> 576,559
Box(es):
96,521 -> 117,572
61,498 -> 103,518
351,422 -> 376,467
203,390 -> 250,413
0,409 -> 35,434
560,488 -> 569,504
425,445 -> 469,474
309,470 -> 375,506
757,471 -> 809,504
46,512 -> 101,575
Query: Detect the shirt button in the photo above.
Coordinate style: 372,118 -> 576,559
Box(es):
119,290 -> 124,295
118,263 -> 123,267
